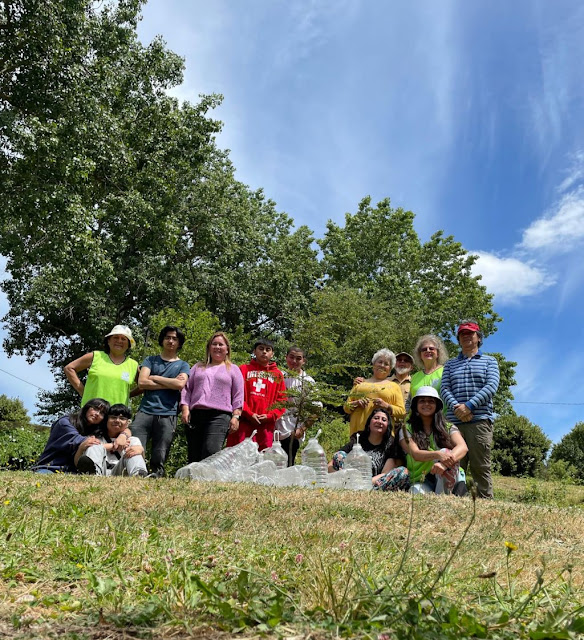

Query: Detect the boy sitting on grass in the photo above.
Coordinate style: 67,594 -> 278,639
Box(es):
226,338 -> 286,451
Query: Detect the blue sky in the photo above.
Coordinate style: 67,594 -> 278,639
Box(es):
2,0 -> 584,443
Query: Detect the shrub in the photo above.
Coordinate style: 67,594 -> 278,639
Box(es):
550,422 -> 584,481
0,424 -> 49,470
493,414 -> 551,477
537,458 -> 580,484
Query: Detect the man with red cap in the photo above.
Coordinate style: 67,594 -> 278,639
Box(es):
440,320 -> 499,498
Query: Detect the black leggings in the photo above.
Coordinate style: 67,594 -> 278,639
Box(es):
185,409 -> 231,463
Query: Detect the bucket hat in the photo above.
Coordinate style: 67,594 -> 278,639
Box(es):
411,385 -> 443,412
104,325 -> 136,349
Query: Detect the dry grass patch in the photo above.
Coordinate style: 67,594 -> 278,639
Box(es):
1,472 -> 583,638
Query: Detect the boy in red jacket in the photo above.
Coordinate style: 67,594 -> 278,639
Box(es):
226,338 -> 286,451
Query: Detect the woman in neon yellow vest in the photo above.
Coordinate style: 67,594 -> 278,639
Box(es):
65,325 -> 139,407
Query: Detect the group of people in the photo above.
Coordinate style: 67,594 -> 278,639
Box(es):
33,319 -> 500,498
340,322 -> 499,498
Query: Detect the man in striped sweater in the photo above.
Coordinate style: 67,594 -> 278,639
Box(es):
441,321 -> 500,498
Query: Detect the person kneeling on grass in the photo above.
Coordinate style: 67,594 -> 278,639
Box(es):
75,404 -> 148,477
329,408 -> 410,491
399,386 -> 468,495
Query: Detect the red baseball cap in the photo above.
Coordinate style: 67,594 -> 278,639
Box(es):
457,322 -> 480,335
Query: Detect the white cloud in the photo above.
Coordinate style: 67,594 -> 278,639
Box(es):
558,151 -> 584,193
521,185 -> 584,252
471,251 -> 555,304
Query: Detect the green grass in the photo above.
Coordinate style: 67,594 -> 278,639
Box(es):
0,472 -> 583,639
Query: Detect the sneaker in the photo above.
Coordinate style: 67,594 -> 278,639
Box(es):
132,469 -> 148,478
146,472 -> 160,479
452,480 -> 468,497
77,455 -> 97,475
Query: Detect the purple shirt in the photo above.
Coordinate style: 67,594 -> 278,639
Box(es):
180,363 -> 244,413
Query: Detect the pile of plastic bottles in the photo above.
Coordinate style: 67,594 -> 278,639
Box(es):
174,430 -> 372,491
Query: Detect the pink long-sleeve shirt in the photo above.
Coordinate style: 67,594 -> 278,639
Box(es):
180,363 -> 244,413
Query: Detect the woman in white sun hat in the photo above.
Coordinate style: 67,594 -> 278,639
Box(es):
399,386 -> 468,495
65,325 -> 139,407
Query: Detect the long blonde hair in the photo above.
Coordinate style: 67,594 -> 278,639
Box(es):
203,331 -> 232,369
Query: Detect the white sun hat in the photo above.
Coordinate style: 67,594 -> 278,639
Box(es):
104,325 -> 136,349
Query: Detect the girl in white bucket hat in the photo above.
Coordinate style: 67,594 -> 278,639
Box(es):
399,386 -> 468,495
64,325 -> 139,408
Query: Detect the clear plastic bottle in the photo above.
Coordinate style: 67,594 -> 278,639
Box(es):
174,431 -> 259,481
344,433 -> 372,490
301,429 -> 328,488
326,468 -> 363,490
260,431 -> 288,470
273,464 -> 316,487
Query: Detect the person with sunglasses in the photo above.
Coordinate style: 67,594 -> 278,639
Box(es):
405,334 -> 449,412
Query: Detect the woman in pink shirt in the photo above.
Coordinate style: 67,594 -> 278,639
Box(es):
180,332 -> 244,462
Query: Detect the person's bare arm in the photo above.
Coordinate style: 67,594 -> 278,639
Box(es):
148,373 -> 188,390
138,366 -> 188,391
64,352 -> 94,396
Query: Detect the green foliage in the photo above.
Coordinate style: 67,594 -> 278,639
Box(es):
0,395 -> 30,428
0,425 -> 49,470
318,197 -> 501,343
537,459 -> 580,484
493,414 -> 551,477
292,287 -> 418,387
490,352 -> 518,416
0,395 -> 47,470
164,427 -> 189,478
137,303 -> 221,367
551,422 -> 584,481
317,416 -> 350,460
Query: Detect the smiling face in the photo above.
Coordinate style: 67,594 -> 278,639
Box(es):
395,355 -> 413,375
209,335 -> 229,364
85,406 -> 106,426
286,349 -> 305,372
372,357 -> 392,380
416,396 -> 438,418
106,414 -> 130,439
369,410 -> 390,436
108,334 -> 130,355
418,341 -> 438,368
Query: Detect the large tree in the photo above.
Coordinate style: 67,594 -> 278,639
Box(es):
302,197 -> 516,401
0,1 -> 321,417
319,197 -> 501,343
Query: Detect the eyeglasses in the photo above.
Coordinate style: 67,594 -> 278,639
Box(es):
420,347 -> 437,352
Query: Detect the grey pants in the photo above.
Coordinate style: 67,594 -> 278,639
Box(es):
130,411 -> 177,476
458,419 -> 493,499
84,437 -> 148,477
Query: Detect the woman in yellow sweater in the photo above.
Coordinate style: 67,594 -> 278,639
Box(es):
344,349 -> 406,436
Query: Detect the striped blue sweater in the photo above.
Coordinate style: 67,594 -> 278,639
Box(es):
440,350 -> 500,424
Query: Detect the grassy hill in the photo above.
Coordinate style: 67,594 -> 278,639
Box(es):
1,472 -> 583,639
